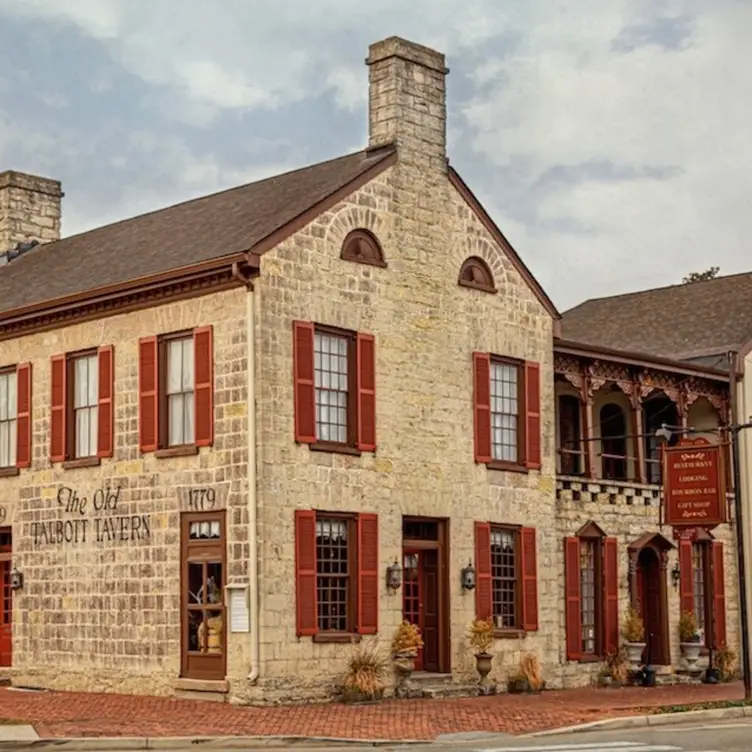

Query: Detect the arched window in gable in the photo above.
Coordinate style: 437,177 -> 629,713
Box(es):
340,229 -> 386,268
458,256 -> 496,294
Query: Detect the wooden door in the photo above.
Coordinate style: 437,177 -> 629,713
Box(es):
402,550 -> 424,670
0,529 -> 11,669
638,548 -> 668,665
180,512 -> 227,681
402,549 -> 441,672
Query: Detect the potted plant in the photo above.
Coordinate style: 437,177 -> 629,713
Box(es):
468,617 -> 495,689
678,611 -> 702,672
713,646 -> 737,683
622,605 -> 646,672
506,652 -> 544,694
507,671 -> 529,694
341,644 -> 388,704
391,621 -> 424,698
603,647 -> 629,687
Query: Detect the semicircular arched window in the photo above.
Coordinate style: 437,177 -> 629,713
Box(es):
340,229 -> 386,268
458,256 -> 496,293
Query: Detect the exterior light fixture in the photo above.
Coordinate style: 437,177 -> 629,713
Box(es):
10,565 -> 23,591
655,424 -> 673,443
386,560 -> 402,590
671,561 -> 681,591
461,560 -> 477,591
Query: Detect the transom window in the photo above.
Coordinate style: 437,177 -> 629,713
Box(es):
491,527 -> 518,629
316,516 -> 352,632
314,331 -> 350,445
167,336 -> 195,447
490,361 -> 520,463
0,371 -> 17,468
580,540 -> 597,654
72,354 -> 98,458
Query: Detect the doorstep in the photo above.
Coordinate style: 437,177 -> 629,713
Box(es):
172,677 -> 229,703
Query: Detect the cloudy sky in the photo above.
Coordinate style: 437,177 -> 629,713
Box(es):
0,0 -> 748,311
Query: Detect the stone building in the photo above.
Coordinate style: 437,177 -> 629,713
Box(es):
0,36 -> 742,704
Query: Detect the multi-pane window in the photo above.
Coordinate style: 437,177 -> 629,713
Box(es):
0,371 -> 17,468
315,516 -> 351,632
580,540 -> 597,654
314,331 -> 350,444
491,527 -> 518,629
692,542 -> 707,641
167,336 -> 195,447
72,354 -> 98,458
490,361 -> 520,463
558,394 -> 583,475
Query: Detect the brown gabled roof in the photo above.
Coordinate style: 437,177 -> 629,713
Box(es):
0,145 -> 396,317
561,271 -> 752,364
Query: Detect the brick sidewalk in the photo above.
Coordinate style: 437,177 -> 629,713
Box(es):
0,682 -> 744,740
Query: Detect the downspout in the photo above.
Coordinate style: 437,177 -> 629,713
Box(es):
232,262 -> 259,684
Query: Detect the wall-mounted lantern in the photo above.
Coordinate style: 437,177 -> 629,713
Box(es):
10,565 -> 24,591
671,561 -> 681,591
386,560 -> 402,590
461,560 -> 476,591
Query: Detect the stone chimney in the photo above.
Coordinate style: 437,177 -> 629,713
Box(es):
0,170 -> 63,256
367,37 -> 448,171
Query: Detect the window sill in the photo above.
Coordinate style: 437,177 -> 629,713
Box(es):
487,460 -> 528,474
493,628 -> 527,640
578,654 -> 602,664
155,445 -> 199,459
63,456 -> 101,470
0,466 -> 20,477
310,442 -> 362,457
312,633 -> 362,644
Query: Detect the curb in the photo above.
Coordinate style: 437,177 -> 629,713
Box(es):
0,735 -> 430,750
527,704 -> 752,737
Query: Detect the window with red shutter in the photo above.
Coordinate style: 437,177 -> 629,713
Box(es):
473,353 -> 492,463
521,527 -> 539,631
50,354 -> 67,462
712,541 -> 727,649
524,361 -> 541,469
138,337 -> 159,453
193,326 -> 214,447
678,539 -> 695,619
295,510 -> 318,637
357,513 -> 379,634
474,522 -> 492,621
564,536 -> 582,661
293,321 -> 377,454
15,363 -> 32,469
97,346 -> 114,458
603,537 -> 619,654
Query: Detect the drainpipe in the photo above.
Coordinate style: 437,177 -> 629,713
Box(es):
232,262 -> 259,684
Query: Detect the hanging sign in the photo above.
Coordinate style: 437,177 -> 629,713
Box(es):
663,437 -> 726,527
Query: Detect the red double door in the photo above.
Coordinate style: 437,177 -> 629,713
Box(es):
402,549 -> 440,672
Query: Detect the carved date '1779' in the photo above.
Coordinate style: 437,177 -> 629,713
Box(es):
187,488 -> 216,512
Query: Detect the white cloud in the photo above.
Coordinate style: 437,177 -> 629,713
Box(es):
0,0 -> 748,310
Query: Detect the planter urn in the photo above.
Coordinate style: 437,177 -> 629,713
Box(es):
624,642 -> 646,672
680,641 -> 702,672
393,651 -> 417,698
475,652 -> 493,686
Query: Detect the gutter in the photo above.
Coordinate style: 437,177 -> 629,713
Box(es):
232,263 -> 260,684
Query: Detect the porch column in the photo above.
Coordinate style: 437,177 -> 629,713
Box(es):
630,385 -> 646,484
582,364 -> 597,479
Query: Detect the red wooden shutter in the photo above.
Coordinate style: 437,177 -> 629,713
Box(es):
357,513 -> 379,634
524,361 -> 542,469
356,333 -> 376,452
712,541 -> 727,649
604,537 -> 619,653
474,522 -> 492,620
138,336 -> 159,453
521,527 -> 539,631
473,353 -> 492,463
293,321 -> 316,444
50,354 -> 66,462
678,539 -> 694,618
15,363 -> 32,469
565,536 -> 582,660
295,509 -> 318,637
97,346 -> 114,458
193,326 -> 214,447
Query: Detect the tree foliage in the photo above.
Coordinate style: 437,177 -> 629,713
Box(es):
682,266 -> 720,284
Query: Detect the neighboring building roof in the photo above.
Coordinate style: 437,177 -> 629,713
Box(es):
0,146 -> 396,316
561,272 -> 752,366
